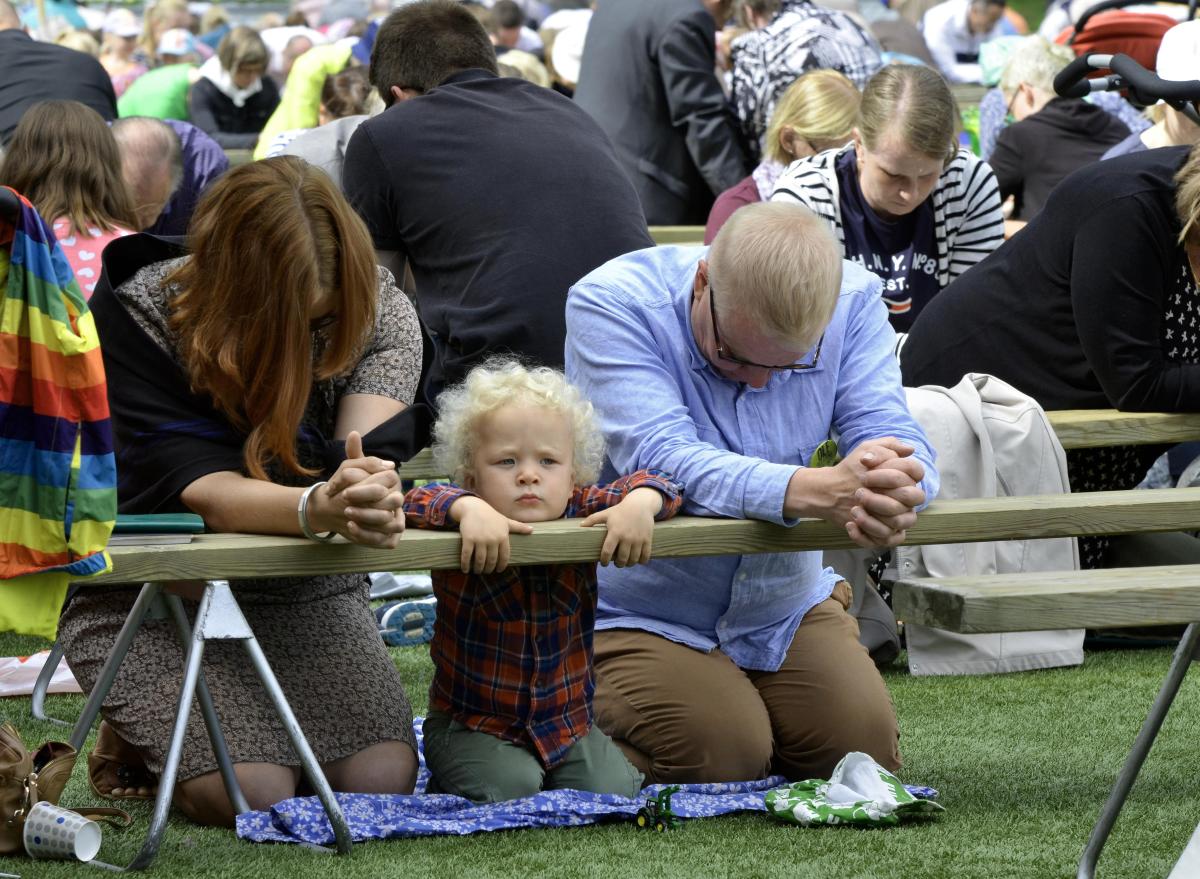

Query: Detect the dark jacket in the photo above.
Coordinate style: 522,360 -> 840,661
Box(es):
989,96 -> 1129,220
573,0 -> 751,225
343,69 -> 649,448
187,75 -> 280,150
901,146 -> 1193,413
0,29 -> 117,144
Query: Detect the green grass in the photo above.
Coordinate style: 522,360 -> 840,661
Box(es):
2,629 -> 1198,879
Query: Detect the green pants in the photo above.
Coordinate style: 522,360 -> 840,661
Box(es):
422,710 -> 644,803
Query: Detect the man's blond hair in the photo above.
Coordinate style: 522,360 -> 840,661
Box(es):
707,202 -> 842,350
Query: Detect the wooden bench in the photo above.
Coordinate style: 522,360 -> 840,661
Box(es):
68,408 -> 1200,871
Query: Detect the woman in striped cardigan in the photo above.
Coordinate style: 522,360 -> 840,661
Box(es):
771,64 -> 1004,333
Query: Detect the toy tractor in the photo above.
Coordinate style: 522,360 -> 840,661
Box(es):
634,785 -> 681,832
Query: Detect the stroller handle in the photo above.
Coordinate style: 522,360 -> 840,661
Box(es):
1054,52 -> 1200,110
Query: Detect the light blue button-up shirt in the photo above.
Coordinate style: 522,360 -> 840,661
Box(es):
565,245 -> 939,672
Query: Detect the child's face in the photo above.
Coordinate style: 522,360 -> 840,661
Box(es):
464,404 -> 576,523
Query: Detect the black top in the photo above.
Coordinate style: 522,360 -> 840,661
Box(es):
901,146 -> 1200,413
0,29 -> 117,145
835,150 -> 938,333
989,97 -> 1129,221
343,69 -> 653,410
187,76 -> 280,150
572,0 -> 750,225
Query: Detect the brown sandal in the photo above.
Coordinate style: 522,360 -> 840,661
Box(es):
87,720 -> 159,801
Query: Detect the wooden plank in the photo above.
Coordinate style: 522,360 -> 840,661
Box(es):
648,226 -> 705,245
1046,409 -> 1200,449
88,488 -> 1200,585
893,564 -> 1200,633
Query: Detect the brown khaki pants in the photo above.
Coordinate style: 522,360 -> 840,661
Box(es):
592,582 -> 900,785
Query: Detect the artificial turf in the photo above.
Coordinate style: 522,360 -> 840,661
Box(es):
1,628 -> 1197,879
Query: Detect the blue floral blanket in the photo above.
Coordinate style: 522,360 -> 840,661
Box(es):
236,719 -> 935,844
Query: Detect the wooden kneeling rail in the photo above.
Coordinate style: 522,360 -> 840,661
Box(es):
90,487 -> 1200,584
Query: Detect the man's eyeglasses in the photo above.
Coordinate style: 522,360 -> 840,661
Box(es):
707,282 -> 823,371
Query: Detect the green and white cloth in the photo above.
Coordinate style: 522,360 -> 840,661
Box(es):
765,752 -> 944,827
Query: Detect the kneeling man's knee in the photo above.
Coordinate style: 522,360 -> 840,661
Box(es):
651,705 -> 773,784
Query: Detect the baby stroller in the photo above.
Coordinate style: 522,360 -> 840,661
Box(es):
1055,0 -> 1195,72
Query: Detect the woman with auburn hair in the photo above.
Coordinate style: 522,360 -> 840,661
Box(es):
0,100 -> 138,298
58,156 -> 424,826
771,64 -> 1004,332
705,69 -> 860,243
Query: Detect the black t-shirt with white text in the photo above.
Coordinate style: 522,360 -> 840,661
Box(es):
835,150 -> 938,333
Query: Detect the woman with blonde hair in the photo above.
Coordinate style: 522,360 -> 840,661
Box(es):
59,156 -> 424,825
189,25 -> 281,148
0,100 -> 137,297
705,69 -> 859,242
772,64 -> 1004,331
136,0 -> 191,66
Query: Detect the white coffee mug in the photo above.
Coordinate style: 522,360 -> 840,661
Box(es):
22,801 -> 102,862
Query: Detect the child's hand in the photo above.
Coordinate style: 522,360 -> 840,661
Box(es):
580,487 -> 664,567
450,496 -> 534,573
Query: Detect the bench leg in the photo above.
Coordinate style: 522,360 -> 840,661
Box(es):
1077,622 -> 1200,879
162,593 -> 251,817
240,633 -> 353,854
31,640 -> 70,727
125,586 -> 214,871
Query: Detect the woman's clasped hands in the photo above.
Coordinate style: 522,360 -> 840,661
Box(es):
309,431 -> 407,548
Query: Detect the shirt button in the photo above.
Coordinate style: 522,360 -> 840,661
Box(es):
736,573 -> 748,583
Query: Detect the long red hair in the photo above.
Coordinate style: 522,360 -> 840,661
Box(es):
167,157 -> 378,480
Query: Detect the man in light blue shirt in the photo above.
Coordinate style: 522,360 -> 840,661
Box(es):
565,202 -> 938,784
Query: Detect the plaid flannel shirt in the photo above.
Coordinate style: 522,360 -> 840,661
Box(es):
404,469 -> 683,767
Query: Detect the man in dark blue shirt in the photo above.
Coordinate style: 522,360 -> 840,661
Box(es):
343,0 -> 651,451
0,0 -> 117,144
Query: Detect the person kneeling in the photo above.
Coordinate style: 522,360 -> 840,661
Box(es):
403,360 -> 683,803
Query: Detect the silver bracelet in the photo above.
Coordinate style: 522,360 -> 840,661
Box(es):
298,481 -> 336,542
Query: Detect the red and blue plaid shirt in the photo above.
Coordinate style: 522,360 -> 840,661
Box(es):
403,470 -> 682,768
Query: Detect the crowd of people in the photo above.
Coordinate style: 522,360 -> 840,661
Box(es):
2,0 -> 1200,832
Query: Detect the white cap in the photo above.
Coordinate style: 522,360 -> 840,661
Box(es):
1156,20 -> 1200,82
102,7 -> 141,37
